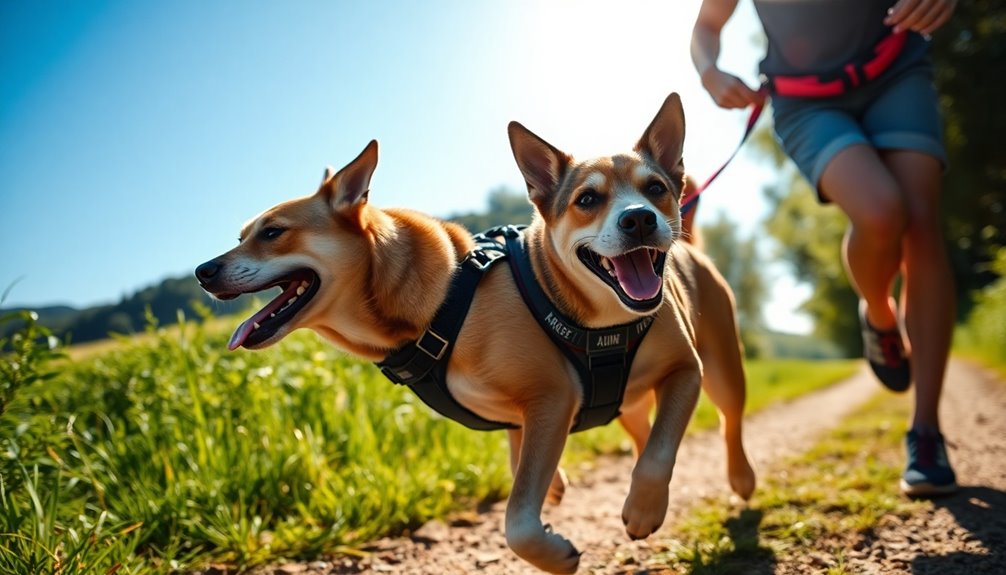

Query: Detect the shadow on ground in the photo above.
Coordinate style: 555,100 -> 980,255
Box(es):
912,486 -> 1006,574
687,508 -> 776,575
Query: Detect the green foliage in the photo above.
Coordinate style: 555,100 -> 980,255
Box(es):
1,313 -> 510,572
759,331 -> 844,360
763,174 -> 860,356
932,3 -> 1006,316
448,186 -> 534,233
1,310 -> 62,417
955,247 -> 1006,374
700,212 -> 769,358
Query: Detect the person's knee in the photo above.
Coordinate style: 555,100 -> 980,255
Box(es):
849,183 -> 908,242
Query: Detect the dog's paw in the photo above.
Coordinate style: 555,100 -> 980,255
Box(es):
506,522 -> 581,574
621,476 -> 669,540
728,455 -> 756,501
546,467 -> 568,505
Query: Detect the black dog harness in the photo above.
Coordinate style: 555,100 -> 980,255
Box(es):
375,225 -> 654,433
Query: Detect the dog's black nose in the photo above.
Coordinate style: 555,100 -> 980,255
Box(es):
618,206 -> 658,241
195,260 -> 222,284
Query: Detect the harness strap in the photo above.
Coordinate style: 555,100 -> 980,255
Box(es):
501,226 -> 654,432
376,241 -> 515,431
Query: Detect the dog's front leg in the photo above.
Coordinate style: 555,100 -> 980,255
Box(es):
505,404 -> 580,574
621,363 -> 701,540
507,428 -> 568,505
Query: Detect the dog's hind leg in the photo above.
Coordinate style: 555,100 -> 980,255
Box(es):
507,428 -> 568,505
696,289 -> 756,500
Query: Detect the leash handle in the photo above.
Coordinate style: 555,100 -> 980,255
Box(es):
680,93 -> 766,215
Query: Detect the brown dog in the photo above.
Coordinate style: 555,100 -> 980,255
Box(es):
196,93 -> 754,573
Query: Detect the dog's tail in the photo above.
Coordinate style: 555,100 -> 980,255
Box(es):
681,176 -> 702,249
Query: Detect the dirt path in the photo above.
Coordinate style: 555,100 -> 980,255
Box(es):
255,360 -> 1005,574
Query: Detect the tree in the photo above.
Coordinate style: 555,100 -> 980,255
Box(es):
448,186 -> 534,233
763,172 -> 860,354
930,1 -> 1006,317
700,212 -> 769,357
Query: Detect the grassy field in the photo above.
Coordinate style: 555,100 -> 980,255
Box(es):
954,249 -> 1006,379
1,311 -> 856,574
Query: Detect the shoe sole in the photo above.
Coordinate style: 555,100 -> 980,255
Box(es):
899,478 -> 958,497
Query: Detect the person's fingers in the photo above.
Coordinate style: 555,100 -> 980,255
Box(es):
893,0 -> 934,32
885,0 -> 921,27
908,0 -> 942,32
704,71 -> 753,109
920,2 -> 955,35
721,84 -> 757,109
887,0 -> 956,34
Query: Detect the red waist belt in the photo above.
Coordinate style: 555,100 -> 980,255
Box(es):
769,31 -> 907,98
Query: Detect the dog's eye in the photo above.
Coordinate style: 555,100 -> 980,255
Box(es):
646,180 -> 667,196
260,227 -> 286,241
576,190 -> 601,208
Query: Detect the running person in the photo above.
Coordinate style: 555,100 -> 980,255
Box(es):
691,0 -> 958,496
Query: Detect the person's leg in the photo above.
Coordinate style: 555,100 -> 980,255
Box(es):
860,61 -> 957,495
879,150 -> 955,431
817,144 -> 908,331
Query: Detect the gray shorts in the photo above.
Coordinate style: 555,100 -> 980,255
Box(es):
771,54 -> 947,201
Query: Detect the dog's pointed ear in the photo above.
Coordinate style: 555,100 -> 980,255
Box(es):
508,121 -> 571,209
319,140 -> 378,211
635,93 -> 686,178
321,165 -> 337,186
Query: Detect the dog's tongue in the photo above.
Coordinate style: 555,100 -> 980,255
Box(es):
610,250 -> 662,301
226,284 -> 297,351
228,319 -> 258,351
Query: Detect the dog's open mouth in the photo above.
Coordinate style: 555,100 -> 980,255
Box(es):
225,269 -> 321,351
577,246 -> 667,312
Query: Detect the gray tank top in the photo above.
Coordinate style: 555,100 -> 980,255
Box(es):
753,0 -> 897,76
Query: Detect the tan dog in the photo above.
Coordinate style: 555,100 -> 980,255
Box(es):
196,93 -> 754,573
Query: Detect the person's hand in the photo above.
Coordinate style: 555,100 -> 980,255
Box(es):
885,0 -> 956,36
700,68 -> 764,109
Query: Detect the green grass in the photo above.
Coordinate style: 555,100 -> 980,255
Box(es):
1,310 -> 857,573
648,391 -> 927,574
954,248 -> 1006,378
2,313 -> 511,573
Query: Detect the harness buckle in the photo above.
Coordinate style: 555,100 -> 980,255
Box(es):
416,329 -> 449,360
587,350 -> 625,370
465,249 -> 497,271
380,366 -> 407,385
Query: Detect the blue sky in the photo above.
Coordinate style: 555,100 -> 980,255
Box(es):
0,0 -> 811,332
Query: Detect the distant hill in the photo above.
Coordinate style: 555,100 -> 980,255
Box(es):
1,276 -> 251,344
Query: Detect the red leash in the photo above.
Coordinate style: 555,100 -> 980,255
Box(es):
681,98 -> 766,215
